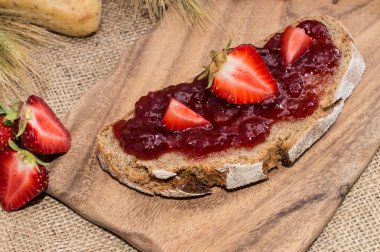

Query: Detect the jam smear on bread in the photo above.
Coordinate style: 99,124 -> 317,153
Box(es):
113,20 -> 341,160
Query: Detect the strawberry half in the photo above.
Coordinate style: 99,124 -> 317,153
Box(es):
17,95 -> 71,155
281,26 -> 313,66
0,116 -> 14,152
0,140 -> 48,212
199,43 -> 278,104
162,98 -> 211,131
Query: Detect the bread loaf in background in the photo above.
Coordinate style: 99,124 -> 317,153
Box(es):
0,0 -> 102,37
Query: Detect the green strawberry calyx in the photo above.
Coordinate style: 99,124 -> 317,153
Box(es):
198,38 -> 232,88
8,140 -> 49,173
0,101 -> 23,126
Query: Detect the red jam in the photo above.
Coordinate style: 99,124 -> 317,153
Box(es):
113,20 -> 341,160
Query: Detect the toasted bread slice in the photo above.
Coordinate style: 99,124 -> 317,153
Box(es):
97,16 -> 365,197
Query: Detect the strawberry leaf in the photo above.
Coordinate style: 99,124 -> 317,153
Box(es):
2,120 -> 13,127
207,72 -> 215,89
197,66 -> 210,80
35,158 -> 49,167
8,140 -> 20,152
0,101 -> 22,125
16,105 -> 32,137
226,37 -> 232,50
16,119 -> 27,138
209,50 -> 218,60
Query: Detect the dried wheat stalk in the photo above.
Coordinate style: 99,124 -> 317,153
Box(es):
0,16 -> 54,103
133,0 -> 210,26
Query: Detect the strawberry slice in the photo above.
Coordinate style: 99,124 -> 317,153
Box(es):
162,98 -> 211,131
0,140 -> 48,212
281,26 -> 313,66
0,116 -> 14,152
17,95 -> 71,155
199,43 -> 278,104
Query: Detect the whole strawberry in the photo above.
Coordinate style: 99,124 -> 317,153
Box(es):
0,116 -> 14,152
0,140 -> 48,212
17,95 -> 71,155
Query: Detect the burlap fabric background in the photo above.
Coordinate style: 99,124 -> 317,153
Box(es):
0,1 -> 379,251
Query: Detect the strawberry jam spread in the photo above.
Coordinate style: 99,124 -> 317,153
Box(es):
113,20 -> 341,160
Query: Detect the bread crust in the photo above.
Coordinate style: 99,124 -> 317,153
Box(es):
96,16 -> 365,197
222,162 -> 266,190
285,42 -> 365,163
97,151 -> 154,195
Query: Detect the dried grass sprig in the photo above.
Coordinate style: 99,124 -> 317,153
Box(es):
133,0 -> 210,27
0,16 -> 55,104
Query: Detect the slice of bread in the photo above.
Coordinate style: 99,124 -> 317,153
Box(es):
96,16 -> 365,198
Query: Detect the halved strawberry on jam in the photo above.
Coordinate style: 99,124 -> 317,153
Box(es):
281,26 -> 313,66
198,43 -> 279,105
162,98 -> 211,131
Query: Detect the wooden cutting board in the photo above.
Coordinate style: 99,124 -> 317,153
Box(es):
47,0 -> 380,251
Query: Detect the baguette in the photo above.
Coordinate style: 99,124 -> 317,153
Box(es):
0,0 -> 102,37
97,16 -> 365,197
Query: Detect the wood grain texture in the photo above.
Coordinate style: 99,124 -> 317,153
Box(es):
47,0 -> 380,251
